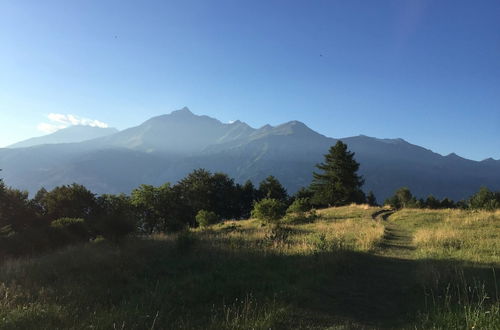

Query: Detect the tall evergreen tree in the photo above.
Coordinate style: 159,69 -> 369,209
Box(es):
257,176 -> 288,203
311,141 -> 365,206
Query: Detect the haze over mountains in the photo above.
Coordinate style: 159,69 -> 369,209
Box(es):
1,107 -> 499,201
8,126 -> 119,148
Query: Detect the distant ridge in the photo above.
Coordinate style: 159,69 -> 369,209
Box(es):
8,126 -> 119,148
1,107 -> 499,201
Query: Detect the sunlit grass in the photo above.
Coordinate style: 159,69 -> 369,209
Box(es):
0,205 -> 498,329
391,208 -> 500,264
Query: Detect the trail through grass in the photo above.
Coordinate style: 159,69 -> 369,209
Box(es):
0,206 -> 498,329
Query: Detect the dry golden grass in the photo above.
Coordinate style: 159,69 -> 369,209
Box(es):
393,208 -> 500,264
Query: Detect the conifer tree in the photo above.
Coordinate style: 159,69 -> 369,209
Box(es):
311,141 -> 365,206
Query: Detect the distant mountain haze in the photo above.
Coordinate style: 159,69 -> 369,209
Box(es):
8,126 -> 119,148
1,107 -> 499,201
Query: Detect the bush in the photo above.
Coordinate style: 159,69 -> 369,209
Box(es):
50,217 -> 91,246
251,198 -> 286,224
286,198 -> 312,214
195,210 -> 219,228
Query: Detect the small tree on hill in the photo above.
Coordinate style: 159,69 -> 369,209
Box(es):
385,187 -> 417,209
195,210 -> 219,228
310,141 -> 365,207
251,198 -> 286,224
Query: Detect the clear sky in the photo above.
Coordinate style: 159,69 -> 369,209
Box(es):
1,0 -> 499,160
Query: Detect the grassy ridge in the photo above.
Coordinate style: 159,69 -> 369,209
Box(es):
0,206 -> 498,329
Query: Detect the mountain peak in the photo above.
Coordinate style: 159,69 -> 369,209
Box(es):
170,107 -> 194,116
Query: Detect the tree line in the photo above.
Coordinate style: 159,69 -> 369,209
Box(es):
1,141 -> 499,258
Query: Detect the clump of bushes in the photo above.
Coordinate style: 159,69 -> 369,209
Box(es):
283,198 -> 318,224
251,198 -> 286,224
195,210 -> 219,228
50,217 -> 91,247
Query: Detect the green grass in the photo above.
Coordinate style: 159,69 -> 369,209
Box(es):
0,206 -> 498,329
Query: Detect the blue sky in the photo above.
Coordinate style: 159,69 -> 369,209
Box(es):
1,0 -> 499,160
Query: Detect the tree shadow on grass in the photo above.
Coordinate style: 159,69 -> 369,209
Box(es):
1,237 -> 498,329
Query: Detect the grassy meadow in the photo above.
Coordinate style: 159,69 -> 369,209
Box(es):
0,205 -> 499,329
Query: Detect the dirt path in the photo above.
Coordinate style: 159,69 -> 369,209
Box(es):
308,210 -> 421,328
372,209 -> 415,259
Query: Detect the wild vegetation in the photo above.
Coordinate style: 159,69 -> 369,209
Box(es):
0,142 -> 499,328
0,205 -> 498,329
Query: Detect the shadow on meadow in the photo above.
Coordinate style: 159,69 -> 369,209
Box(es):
0,233 -> 498,329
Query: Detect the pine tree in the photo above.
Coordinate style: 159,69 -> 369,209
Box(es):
311,141 -> 365,206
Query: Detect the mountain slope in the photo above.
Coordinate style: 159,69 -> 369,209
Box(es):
88,107 -> 256,154
8,126 -> 119,148
1,109 -> 499,201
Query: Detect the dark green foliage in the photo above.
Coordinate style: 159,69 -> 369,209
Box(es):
468,187 -> 500,210
251,198 -> 286,224
293,186 -> 314,200
0,183 -> 37,232
439,197 -> 455,209
131,183 -> 185,233
39,183 -> 97,221
366,191 -> 378,206
286,197 -> 312,214
50,217 -> 91,246
175,169 -> 241,224
386,188 -> 459,210
385,187 -> 418,209
195,210 -> 219,228
425,195 -> 441,209
257,175 -> 288,203
310,141 -> 365,207
94,194 -> 137,241
236,180 -> 256,219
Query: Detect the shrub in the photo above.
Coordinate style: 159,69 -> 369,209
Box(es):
251,198 -> 286,224
195,210 -> 219,228
286,198 -> 312,214
50,217 -> 91,246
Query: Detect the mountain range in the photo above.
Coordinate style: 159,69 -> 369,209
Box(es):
1,107 -> 499,201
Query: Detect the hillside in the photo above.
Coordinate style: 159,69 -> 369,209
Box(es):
8,126 -> 119,148
0,206 -> 498,329
1,108 -> 499,200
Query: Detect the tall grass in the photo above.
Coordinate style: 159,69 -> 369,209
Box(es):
0,205 -> 498,329
396,209 -> 500,263
415,269 -> 500,329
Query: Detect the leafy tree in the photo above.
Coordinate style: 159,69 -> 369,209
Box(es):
0,183 -> 37,232
195,210 -> 219,228
131,183 -> 184,233
425,195 -> 440,209
94,194 -> 137,241
236,180 -> 257,219
385,187 -> 417,209
41,184 -> 97,221
468,187 -> 500,210
310,141 -> 365,206
257,176 -> 288,203
366,191 -> 378,206
251,198 -> 286,224
439,197 -> 455,209
210,172 -> 239,219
